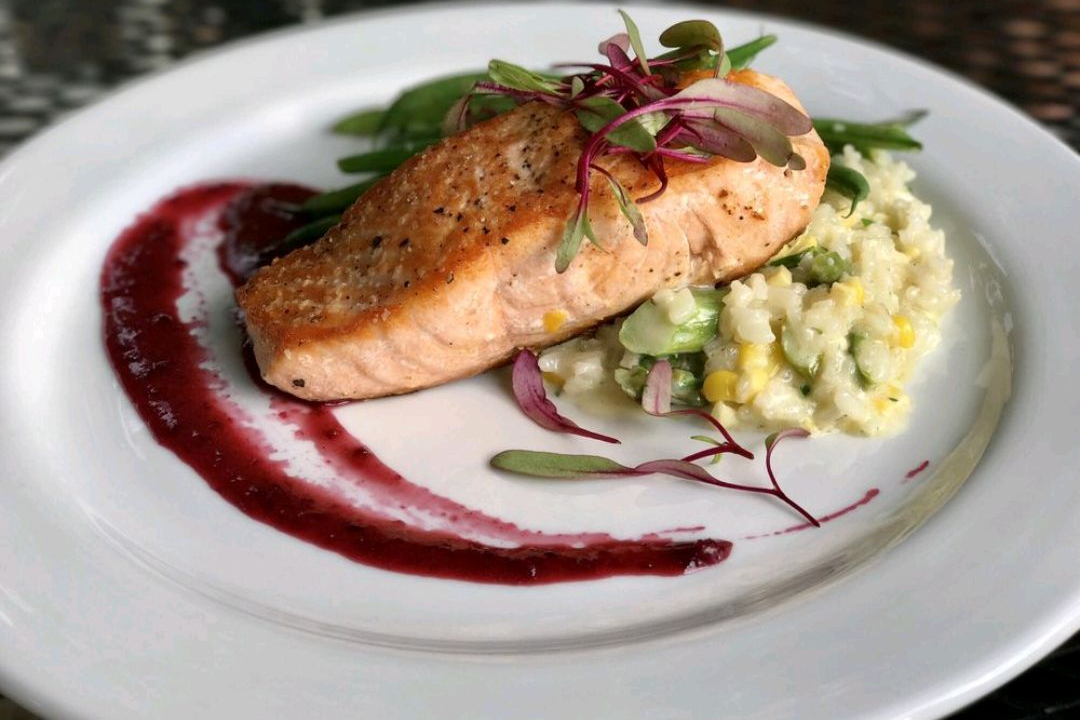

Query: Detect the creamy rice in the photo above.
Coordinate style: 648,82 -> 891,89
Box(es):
539,148 -> 960,436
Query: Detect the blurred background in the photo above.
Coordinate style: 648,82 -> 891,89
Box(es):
0,0 -> 1077,155
0,0 -> 1077,718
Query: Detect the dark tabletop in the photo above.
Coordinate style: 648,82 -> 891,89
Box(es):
1,1 -> 1077,718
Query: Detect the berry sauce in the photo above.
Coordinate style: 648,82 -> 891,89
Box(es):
99,182 -> 733,585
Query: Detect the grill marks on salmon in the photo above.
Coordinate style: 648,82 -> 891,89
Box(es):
236,70 -> 830,401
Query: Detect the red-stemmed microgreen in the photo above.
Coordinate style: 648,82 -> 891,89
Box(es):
490,445 -> 817,525
689,435 -> 725,465
642,360 -> 754,460
451,12 -> 811,272
669,407 -> 753,460
618,9 -> 652,77
658,19 -> 726,77
499,354 -> 816,523
592,164 -> 648,245
641,358 -> 673,415
294,27 -> 788,254
511,349 -> 620,444
764,428 -> 820,527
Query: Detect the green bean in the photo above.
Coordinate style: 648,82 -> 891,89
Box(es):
813,113 -> 925,156
337,138 -> 438,173
331,109 -> 386,136
824,165 -> 870,217
379,72 -> 489,137
300,178 -> 384,216
768,246 -> 815,268
280,215 -> 341,247
807,251 -> 850,286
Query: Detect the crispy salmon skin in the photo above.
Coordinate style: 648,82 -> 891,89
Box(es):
236,69 -> 829,401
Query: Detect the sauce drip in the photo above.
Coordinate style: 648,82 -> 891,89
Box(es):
904,460 -> 930,482
100,182 -> 732,585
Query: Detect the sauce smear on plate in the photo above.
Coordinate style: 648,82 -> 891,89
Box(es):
99,182 -> 733,585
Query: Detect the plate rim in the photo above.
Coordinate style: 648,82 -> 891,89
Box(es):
1,3 -> 1079,720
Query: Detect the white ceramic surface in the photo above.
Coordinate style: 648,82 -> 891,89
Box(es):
1,4 -> 1078,719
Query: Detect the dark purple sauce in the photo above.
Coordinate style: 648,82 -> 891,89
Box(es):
904,460 -> 930,482
99,182 -> 732,585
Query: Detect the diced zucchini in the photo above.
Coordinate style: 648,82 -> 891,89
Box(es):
780,321 -> 821,380
848,332 -> 888,387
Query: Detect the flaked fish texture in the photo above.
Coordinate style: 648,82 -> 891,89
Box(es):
237,69 -> 830,401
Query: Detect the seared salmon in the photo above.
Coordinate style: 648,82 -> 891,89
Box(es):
237,69 -> 829,401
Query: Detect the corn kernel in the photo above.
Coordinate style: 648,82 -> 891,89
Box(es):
738,343 -> 765,370
738,342 -> 783,376
743,368 -> 770,399
767,266 -> 792,286
893,315 -> 916,348
543,309 -> 568,333
712,401 -> 738,428
874,385 -> 907,413
703,370 -> 739,403
833,278 -> 865,306
767,342 -> 785,373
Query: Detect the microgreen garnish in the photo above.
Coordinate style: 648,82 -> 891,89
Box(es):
619,9 -> 653,77
290,24 -> 793,266
491,438 -> 816,524
690,435 -> 725,465
595,165 -> 648,244
497,354 -> 814,523
491,450 -> 630,478
726,35 -> 777,70
659,20 -> 723,56
451,12 -> 811,272
764,428 -> 820,527
641,361 -> 754,460
511,350 -> 620,444
641,358 -> 673,415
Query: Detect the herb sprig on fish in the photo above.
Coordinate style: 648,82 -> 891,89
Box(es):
451,12 -> 812,272
287,15 -> 800,268
287,13 -> 923,272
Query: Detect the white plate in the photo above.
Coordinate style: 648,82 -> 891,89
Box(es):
1,3 -> 1078,719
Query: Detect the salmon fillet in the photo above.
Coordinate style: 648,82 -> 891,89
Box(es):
237,69 -> 829,401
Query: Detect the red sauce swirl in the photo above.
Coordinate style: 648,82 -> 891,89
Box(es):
99,183 -> 733,585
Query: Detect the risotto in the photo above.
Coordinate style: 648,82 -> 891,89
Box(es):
538,148 -> 960,436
